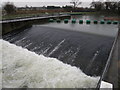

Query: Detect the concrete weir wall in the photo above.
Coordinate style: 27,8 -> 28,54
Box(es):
1,15 -> 71,35
101,24 -> 120,88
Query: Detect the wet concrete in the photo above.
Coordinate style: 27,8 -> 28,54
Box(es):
103,25 -> 120,89
3,25 -> 115,77
2,15 -> 70,35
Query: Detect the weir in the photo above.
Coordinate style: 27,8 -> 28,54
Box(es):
2,16 -> 119,88
1,15 -> 71,35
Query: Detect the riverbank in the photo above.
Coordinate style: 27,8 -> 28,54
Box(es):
2,13 -> 61,21
2,11 -> 119,21
1,12 -> 88,21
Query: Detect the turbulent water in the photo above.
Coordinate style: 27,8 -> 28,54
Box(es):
0,39 -> 99,88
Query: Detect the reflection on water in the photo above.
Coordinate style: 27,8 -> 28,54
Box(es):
71,14 -> 120,21
71,15 -> 105,21
40,15 -> 118,37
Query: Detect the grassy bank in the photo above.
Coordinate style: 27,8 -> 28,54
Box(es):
2,13 -> 46,20
2,11 -> 119,21
2,9 -> 65,20
2,11 -> 98,20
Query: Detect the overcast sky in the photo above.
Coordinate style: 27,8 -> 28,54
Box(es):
1,0 -> 120,7
0,0 -> 92,7
1,0 -> 93,3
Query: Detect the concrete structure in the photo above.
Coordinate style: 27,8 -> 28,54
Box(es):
102,24 -> 120,89
1,15 -> 71,35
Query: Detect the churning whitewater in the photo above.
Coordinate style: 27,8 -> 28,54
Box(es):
0,39 -> 99,88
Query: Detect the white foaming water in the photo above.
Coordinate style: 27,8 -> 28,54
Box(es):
0,39 -> 99,88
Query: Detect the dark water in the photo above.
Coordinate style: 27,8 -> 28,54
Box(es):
3,15 -> 118,77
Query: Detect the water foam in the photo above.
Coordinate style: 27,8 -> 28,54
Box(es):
0,39 -> 99,88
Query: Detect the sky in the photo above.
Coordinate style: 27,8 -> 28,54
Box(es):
1,0 -> 93,3
0,0 -> 93,7
0,0 -> 120,7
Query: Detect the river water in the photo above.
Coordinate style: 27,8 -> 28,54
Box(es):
1,15 -> 118,88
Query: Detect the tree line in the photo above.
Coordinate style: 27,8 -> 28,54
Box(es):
91,1 -> 120,14
2,0 -> 120,15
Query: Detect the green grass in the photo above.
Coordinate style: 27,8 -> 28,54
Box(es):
2,13 -> 44,20
0,12 -> 109,20
1,11 -> 99,20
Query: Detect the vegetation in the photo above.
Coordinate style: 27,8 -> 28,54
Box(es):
3,2 -> 16,14
90,1 -> 120,14
70,0 -> 82,10
2,0 -> 120,20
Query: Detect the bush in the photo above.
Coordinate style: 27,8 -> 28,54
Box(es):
3,2 -> 16,14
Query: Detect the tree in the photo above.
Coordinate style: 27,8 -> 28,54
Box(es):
70,0 -> 82,10
3,2 -> 16,14
62,5 -> 73,12
118,1 -> 120,14
90,0 -> 120,14
104,2 -> 117,11
90,1 -> 104,11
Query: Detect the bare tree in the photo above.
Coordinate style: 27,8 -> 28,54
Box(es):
90,0 -> 120,14
90,1 -> 103,11
70,0 -> 82,9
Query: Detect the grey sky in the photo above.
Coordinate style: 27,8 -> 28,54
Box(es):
1,0 -> 120,7
1,0 -> 93,7
1,0 -> 93,3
